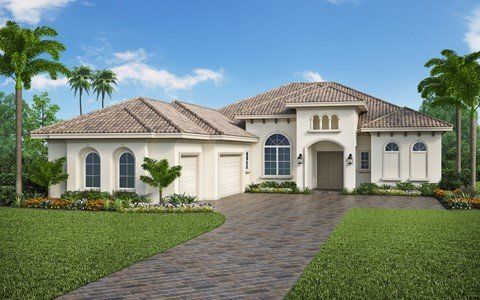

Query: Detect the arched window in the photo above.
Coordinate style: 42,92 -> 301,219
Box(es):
411,141 -> 427,179
85,152 -> 100,188
119,152 -> 135,189
385,142 -> 399,152
264,134 -> 290,176
331,115 -> 339,130
321,115 -> 329,130
412,141 -> 427,152
312,115 -> 320,130
384,142 -> 400,179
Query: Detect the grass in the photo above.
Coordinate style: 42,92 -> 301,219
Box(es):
287,208 -> 480,299
0,207 -> 225,299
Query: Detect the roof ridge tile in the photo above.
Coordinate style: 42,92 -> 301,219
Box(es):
139,98 -> 183,133
172,101 -> 221,135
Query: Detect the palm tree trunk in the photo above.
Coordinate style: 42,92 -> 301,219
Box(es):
470,111 -> 477,195
79,89 -> 83,115
456,106 -> 462,174
15,82 -> 22,195
102,91 -> 105,109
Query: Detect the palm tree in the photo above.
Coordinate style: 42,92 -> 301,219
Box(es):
92,69 -> 117,108
68,66 -> 92,115
419,49 -> 480,194
140,158 -> 182,204
418,50 -> 464,175
0,21 -> 68,195
456,52 -> 480,194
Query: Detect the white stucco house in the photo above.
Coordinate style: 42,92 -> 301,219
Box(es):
32,82 -> 452,201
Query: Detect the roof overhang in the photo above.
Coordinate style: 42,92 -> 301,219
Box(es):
285,101 -> 368,112
234,114 -> 296,120
31,132 -> 259,143
359,127 -> 453,132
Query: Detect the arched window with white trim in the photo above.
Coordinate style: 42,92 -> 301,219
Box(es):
384,142 -> 400,179
411,141 -> 427,180
264,134 -> 291,176
331,115 -> 339,130
312,115 -> 320,130
321,115 -> 329,130
119,152 -> 135,189
85,152 -> 100,189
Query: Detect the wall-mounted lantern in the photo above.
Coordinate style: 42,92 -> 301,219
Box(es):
347,154 -> 353,165
297,154 -> 303,165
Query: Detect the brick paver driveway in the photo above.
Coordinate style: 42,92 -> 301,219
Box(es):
60,194 -> 443,299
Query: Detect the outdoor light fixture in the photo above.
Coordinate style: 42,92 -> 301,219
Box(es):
347,154 -> 353,165
297,154 -> 303,165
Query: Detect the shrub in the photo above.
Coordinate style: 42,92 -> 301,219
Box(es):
245,181 -> 310,194
164,193 -> 197,206
380,184 -> 391,190
85,200 -> 105,211
61,190 -> 110,201
419,183 -> 438,196
340,188 -> 351,195
372,189 -> 421,196
0,186 -> 15,206
113,198 -> 124,211
434,188 -> 446,199
395,181 -> 416,191
355,183 -> 380,195
439,168 -> 470,190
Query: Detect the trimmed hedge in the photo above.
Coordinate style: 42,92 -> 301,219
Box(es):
245,181 -> 311,194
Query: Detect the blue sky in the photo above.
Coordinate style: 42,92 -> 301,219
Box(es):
1,0 -> 480,119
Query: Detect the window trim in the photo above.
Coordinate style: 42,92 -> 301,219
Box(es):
263,133 -> 291,177
410,141 -> 429,181
382,141 -> 401,180
359,151 -> 370,171
118,151 -> 135,190
385,142 -> 399,152
412,141 -> 427,152
84,151 -> 101,190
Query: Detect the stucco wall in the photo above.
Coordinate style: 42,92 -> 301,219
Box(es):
356,133 -> 371,187
244,118 -> 296,183
370,132 -> 442,184
295,107 -> 359,189
48,139 -> 250,202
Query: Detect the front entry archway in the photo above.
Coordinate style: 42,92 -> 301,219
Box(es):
317,151 -> 343,189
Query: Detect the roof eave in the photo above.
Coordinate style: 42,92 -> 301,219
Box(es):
359,126 -> 453,132
234,114 -> 296,120
31,132 -> 258,143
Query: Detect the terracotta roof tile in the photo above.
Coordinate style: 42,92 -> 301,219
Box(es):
32,97 -> 254,138
219,82 -> 452,129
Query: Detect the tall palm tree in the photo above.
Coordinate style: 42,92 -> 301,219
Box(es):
0,21 -> 68,195
419,49 -> 480,194
68,66 -> 92,115
92,69 -> 117,108
418,50 -> 464,175
456,51 -> 480,194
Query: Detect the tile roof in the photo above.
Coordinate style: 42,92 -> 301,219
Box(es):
219,82 -> 452,129
32,97 -> 255,138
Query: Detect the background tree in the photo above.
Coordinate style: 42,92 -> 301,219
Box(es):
0,21 -> 68,195
26,157 -> 68,197
140,158 -> 182,203
92,69 -> 117,108
68,66 -> 92,115
418,50 -> 464,174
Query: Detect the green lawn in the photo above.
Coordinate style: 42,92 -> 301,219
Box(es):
287,208 -> 480,299
0,207 -> 225,299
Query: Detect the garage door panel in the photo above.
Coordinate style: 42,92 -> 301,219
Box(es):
219,155 -> 241,198
179,156 -> 198,197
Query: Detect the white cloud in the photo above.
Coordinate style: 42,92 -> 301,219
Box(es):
0,0 -> 74,25
465,7 -> 480,52
113,49 -> 147,62
31,75 -> 68,89
298,70 -> 324,82
112,62 -> 224,91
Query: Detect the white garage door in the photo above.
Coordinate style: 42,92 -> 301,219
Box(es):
219,155 -> 241,198
179,156 -> 198,197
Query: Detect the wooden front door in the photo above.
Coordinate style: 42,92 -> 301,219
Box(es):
317,151 -> 343,189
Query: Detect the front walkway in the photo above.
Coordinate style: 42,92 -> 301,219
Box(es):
60,194 -> 443,299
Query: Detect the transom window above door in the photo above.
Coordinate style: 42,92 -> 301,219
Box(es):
264,134 -> 291,176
